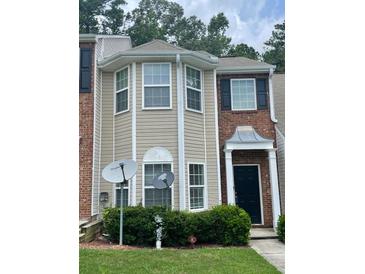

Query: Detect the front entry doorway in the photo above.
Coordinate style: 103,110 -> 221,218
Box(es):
233,165 -> 262,224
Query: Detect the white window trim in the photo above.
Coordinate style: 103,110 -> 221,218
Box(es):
142,62 -> 172,110
142,161 -> 174,209
185,64 -> 203,114
187,162 -> 207,212
232,164 -> 264,225
114,65 -> 130,115
230,78 -> 257,111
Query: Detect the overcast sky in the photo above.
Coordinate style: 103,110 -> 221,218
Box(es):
124,0 -> 285,53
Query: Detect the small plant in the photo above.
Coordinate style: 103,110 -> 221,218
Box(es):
277,215 -> 285,243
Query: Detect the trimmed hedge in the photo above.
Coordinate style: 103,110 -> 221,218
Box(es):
102,205 -> 251,246
277,215 -> 285,243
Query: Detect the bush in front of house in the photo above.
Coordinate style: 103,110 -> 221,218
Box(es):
102,205 -> 251,247
277,215 -> 285,242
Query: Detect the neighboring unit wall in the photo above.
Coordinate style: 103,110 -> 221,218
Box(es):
276,127 -> 285,213
216,73 -> 276,226
79,42 -> 95,220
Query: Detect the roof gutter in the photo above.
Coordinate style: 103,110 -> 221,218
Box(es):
268,68 -> 278,123
98,52 -> 218,69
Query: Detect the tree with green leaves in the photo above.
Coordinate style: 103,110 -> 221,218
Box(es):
101,0 -> 128,34
173,16 -> 206,50
262,21 -> 285,72
80,0 -> 108,33
227,43 -> 260,60
201,12 -> 231,56
127,0 -> 184,46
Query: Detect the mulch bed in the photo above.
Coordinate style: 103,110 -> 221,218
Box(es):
80,238 -> 248,250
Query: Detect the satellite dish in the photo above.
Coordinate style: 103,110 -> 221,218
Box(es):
152,171 -> 175,189
102,159 -> 137,183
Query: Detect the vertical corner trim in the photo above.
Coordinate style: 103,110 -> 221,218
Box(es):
131,62 -> 137,206
176,54 -> 186,210
213,69 -> 222,204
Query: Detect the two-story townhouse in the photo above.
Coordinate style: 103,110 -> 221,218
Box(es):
80,36 -> 282,228
96,40 -> 221,213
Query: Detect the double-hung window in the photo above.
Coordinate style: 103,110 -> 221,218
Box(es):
144,163 -> 172,207
186,66 -> 202,112
143,63 -> 171,109
189,163 -> 205,210
231,79 -> 257,110
115,67 -> 128,113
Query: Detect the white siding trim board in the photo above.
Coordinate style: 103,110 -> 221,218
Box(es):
213,69 -> 222,204
131,62 -> 137,206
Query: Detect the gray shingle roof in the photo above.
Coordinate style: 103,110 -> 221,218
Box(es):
218,57 -> 274,69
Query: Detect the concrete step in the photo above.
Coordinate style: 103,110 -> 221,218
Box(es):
250,228 -> 278,240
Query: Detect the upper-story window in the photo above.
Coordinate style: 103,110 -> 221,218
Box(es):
143,63 -> 171,109
115,67 -> 128,113
231,79 -> 257,110
186,66 -> 202,112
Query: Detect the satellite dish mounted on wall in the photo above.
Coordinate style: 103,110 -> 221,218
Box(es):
101,159 -> 137,246
152,171 -> 175,189
102,159 -> 137,184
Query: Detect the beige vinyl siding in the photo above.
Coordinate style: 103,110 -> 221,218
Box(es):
114,65 -> 133,202
99,71 -> 114,208
135,62 -> 179,208
203,70 -> 219,209
184,68 -> 220,210
91,66 -> 102,215
183,64 -> 205,208
276,127 -> 285,213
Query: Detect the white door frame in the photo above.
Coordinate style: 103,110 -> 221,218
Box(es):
232,164 -> 264,225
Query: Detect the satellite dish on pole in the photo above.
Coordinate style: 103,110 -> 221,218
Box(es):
101,159 -> 137,246
102,159 -> 137,184
152,171 -> 175,189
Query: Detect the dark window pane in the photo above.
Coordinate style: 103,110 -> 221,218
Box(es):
116,188 -> 128,207
144,87 -> 170,107
187,88 -> 201,111
116,89 -> 128,112
145,188 -> 171,207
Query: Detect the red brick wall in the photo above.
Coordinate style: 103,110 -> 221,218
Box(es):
217,73 -> 276,227
79,42 -> 95,219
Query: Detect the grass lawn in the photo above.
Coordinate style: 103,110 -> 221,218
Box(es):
80,247 -> 280,274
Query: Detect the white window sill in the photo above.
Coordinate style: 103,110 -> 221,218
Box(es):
142,107 -> 172,110
186,107 -> 203,114
114,109 -> 129,116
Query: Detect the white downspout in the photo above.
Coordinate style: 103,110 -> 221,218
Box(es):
176,54 -> 186,210
268,68 -> 278,123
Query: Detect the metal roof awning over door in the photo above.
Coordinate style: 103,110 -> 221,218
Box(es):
224,126 -> 274,151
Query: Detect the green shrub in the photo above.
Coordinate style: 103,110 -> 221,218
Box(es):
277,215 -> 285,243
102,205 -> 251,246
209,205 -> 251,245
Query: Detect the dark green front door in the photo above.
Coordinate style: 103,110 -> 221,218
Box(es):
233,165 -> 262,224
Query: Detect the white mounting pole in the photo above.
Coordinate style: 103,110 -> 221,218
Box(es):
119,182 -> 123,245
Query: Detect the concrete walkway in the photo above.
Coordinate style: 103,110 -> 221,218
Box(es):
250,239 -> 285,273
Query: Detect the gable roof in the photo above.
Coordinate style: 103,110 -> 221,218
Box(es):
217,57 -> 275,74
98,39 -> 219,71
